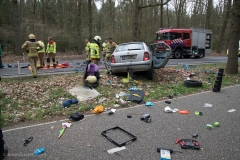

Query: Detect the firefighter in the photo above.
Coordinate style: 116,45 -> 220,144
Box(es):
102,39 -> 108,61
37,39 -> 45,68
22,34 -> 43,78
105,37 -> 118,62
46,37 -> 57,68
90,36 -> 101,65
85,39 -> 91,64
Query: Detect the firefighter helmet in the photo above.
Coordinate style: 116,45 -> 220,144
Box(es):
86,76 -> 97,84
28,34 -> 35,40
94,36 -> 102,42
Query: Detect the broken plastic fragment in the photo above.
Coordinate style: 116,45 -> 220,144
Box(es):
178,110 -> 189,114
107,146 -> 126,154
203,103 -> 213,107
164,106 -> 178,113
145,102 -> 154,106
228,109 -> 236,113
62,122 -> 72,128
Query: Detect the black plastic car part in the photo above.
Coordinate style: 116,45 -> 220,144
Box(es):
101,126 -> 137,147
179,139 -> 200,149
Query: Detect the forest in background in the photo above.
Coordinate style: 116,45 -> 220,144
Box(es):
0,0 -> 235,55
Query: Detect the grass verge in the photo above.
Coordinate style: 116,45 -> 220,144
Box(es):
0,63 -> 239,126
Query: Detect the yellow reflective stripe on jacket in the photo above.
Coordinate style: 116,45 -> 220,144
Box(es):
90,43 -> 100,59
37,41 -> 45,52
46,42 -> 56,54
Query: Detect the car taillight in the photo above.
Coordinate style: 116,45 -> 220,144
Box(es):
143,52 -> 150,61
111,55 -> 116,63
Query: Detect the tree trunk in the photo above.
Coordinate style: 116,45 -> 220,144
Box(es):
160,0 -> 163,28
88,0 -> 92,41
132,0 -> 139,41
32,0 -> 36,33
226,0 -> 240,75
11,0 -> 22,55
216,0 -> 231,54
77,0 -> 82,54
205,0 -> 212,29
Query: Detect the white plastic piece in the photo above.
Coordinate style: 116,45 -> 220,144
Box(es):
107,146 -> 126,154
110,109 -> 116,113
164,106 -> 178,113
160,149 -> 171,160
203,103 -> 213,107
228,109 -> 236,113
62,122 -> 72,128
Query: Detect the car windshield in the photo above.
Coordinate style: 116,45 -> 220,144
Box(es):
156,32 -> 170,40
115,43 -> 144,52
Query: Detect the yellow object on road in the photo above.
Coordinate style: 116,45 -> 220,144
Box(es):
134,80 -> 143,84
93,105 -> 104,114
132,94 -> 141,97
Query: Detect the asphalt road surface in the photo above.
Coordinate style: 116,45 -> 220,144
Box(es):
1,56 -> 239,77
2,85 -> 240,160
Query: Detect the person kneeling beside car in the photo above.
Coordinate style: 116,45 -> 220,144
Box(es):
83,63 -> 100,89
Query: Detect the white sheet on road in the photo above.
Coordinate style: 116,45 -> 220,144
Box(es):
68,85 -> 99,102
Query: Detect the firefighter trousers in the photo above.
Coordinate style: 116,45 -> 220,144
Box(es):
28,57 -> 38,76
47,53 -> 57,66
37,52 -> 44,68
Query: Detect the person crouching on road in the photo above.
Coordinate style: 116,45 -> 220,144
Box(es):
90,36 -> 101,65
22,34 -> 43,78
46,37 -> 57,68
37,39 -> 45,68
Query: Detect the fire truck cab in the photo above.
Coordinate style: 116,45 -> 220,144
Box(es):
155,28 -> 212,59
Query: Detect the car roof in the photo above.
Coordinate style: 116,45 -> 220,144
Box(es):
118,42 -> 145,45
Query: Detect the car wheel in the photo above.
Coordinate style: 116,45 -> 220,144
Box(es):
184,80 -> 202,87
147,64 -> 154,80
174,49 -> 182,59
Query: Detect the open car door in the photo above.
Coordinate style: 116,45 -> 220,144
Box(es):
149,42 -> 172,69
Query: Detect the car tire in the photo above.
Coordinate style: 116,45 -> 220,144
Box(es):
147,64 -> 154,80
174,49 -> 182,59
184,80 -> 202,87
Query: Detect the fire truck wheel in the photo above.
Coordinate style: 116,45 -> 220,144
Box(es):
174,49 -> 182,59
184,80 -> 202,87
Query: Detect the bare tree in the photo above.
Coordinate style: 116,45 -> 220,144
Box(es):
171,0 -> 187,28
88,0 -> 93,40
77,0 -> 83,54
205,0 -> 212,29
11,0 -> 22,55
225,0 -> 240,75
132,0 -> 171,41
216,0 -> 232,54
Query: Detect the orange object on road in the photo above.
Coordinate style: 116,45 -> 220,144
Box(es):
178,110 -> 189,114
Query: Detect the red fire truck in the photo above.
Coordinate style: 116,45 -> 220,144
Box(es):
155,28 -> 212,59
